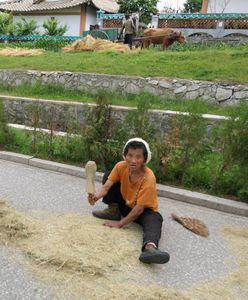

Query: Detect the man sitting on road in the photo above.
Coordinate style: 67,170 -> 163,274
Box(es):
88,138 -> 170,264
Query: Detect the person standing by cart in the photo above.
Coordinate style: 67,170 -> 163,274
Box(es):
119,14 -> 136,49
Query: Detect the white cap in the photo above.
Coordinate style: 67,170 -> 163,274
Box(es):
123,138 -> 152,164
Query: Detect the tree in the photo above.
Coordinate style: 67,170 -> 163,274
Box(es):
14,17 -> 38,35
160,6 -> 177,13
183,0 -> 202,12
117,0 -> 158,24
0,12 -> 14,35
43,17 -> 68,36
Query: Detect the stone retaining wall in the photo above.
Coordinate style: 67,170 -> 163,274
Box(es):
0,95 -> 226,134
0,70 -> 248,106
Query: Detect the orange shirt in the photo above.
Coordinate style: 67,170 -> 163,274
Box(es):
108,161 -> 158,211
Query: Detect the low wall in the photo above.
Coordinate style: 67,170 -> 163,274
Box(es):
0,95 -> 226,134
0,70 -> 247,106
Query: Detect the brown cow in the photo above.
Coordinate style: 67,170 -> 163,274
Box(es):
142,28 -> 186,50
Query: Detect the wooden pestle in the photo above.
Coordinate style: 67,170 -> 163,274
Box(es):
85,161 -> 97,194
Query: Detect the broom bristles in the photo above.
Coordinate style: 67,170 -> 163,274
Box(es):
171,213 -> 209,237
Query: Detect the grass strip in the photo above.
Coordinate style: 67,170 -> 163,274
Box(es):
0,82 -> 238,116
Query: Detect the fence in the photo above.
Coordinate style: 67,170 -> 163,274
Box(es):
0,35 -> 80,43
153,13 -> 248,38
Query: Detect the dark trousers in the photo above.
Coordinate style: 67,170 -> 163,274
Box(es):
102,172 -> 163,251
124,34 -> 133,49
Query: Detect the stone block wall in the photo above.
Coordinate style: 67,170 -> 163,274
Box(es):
0,95 -> 227,135
0,70 -> 248,106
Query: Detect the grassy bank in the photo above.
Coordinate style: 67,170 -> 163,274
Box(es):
0,43 -> 248,83
0,82 -> 241,116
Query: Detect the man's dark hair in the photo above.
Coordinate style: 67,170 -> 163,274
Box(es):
123,141 -> 148,162
125,14 -> 130,20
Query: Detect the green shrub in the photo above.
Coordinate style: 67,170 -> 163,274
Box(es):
80,90 -> 124,170
123,96 -> 156,141
0,12 -> 14,35
238,187 -> 248,203
2,94 -> 248,202
43,17 -> 68,36
182,155 -> 216,190
210,101 -> 248,192
0,39 -> 69,51
26,104 -> 44,153
0,101 -> 13,147
14,17 -> 38,35
33,38 -> 69,51
5,129 -> 33,154
155,112 -> 209,184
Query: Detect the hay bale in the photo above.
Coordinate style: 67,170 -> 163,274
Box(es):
0,47 -> 44,56
63,35 -> 131,53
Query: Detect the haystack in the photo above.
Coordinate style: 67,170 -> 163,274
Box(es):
63,35 -> 131,53
0,47 -> 44,56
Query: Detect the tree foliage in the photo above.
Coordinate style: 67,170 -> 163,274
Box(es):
183,0 -> 202,12
14,17 -> 38,35
43,17 -> 68,36
117,0 -> 158,23
0,12 -> 14,35
160,6 -> 177,13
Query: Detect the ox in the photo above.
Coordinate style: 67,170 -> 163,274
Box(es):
142,28 -> 186,50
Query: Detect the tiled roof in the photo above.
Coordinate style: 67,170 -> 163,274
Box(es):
0,0 -> 119,12
92,0 -> 118,13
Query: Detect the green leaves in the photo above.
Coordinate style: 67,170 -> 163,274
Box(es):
183,0 -> 202,13
0,12 -> 13,35
14,17 -> 38,35
0,101 -> 13,147
3,99 -> 248,201
43,17 -> 68,36
0,14 -> 68,36
117,0 -> 158,23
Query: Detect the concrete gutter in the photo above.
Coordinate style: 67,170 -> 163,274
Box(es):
0,150 -> 247,217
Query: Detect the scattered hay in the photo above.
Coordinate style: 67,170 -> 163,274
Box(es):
222,225 -> 248,296
63,35 -> 132,53
23,214 -> 141,276
0,200 -> 188,300
0,47 -> 44,56
2,200 -> 248,299
0,200 -> 36,245
186,224 -> 248,300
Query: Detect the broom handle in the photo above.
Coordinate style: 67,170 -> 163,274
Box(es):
85,161 -> 97,195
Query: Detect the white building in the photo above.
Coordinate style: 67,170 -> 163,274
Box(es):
201,0 -> 248,13
0,0 -> 119,36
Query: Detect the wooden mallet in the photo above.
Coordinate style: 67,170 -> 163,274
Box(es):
85,161 -> 97,195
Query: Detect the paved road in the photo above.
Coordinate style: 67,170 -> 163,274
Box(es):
0,159 -> 248,299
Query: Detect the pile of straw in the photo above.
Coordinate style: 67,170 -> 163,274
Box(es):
1,200 -> 248,300
0,47 -> 44,56
63,35 -> 131,53
0,200 -> 187,299
0,200 -> 36,245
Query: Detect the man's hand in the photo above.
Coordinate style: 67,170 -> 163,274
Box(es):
88,193 -> 98,206
103,220 -> 122,228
